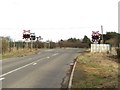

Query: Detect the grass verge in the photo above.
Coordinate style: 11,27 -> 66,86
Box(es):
2,48 -> 40,59
72,52 -> 119,88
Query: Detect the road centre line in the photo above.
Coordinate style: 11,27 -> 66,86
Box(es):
51,53 -> 59,56
45,49 -> 54,52
33,63 -> 37,65
47,57 -> 50,59
0,57 -> 50,78
1,53 -> 59,78
0,61 -> 35,78
0,78 -> 5,81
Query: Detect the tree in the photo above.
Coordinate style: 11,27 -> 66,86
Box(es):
82,35 -> 91,47
58,38 -> 91,48
58,39 -> 64,48
2,37 -> 9,54
103,32 -> 120,47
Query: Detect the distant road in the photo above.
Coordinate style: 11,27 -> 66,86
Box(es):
1,48 -> 85,88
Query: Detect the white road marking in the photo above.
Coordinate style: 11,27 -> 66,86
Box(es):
33,63 -> 37,65
0,62 -> 34,78
0,78 -> 5,81
0,57 -> 47,78
52,53 -> 59,56
47,57 -> 50,59
1,53 -> 57,77
45,49 -> 54,52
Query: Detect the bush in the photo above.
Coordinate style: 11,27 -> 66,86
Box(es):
116,48 -> 120,58
2,37 -> 9,54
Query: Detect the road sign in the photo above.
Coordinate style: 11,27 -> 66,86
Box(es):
92,31 -> 101,44
30,33 -> 36,40
23,30 -> 31,40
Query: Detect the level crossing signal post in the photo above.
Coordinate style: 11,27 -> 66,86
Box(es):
91,29 -> 110,53
92,31 -> 101,44
22,30 -> 42,49
23,30 -> 31,49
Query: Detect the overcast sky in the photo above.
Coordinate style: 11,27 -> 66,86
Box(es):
0,0 -> 119,42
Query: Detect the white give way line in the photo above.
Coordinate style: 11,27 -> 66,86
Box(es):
0,53 -> 59,78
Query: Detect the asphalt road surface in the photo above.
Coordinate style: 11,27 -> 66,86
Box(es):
1,48 -> 84,88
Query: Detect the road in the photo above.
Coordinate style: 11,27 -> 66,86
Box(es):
1,48 -> 84,88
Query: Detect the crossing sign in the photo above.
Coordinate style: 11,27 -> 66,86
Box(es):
23,30 -> 31,40
92,31 -> 101,43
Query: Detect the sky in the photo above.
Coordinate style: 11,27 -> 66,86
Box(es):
0,0 -> 119,42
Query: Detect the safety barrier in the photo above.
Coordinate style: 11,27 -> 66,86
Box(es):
91,44 -> 110,53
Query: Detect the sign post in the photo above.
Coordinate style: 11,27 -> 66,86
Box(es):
30,33 -> 36,49
22,30 -> 31,48
36,36 -> 42,49
92,31 -> 101,44
101,25 -> 104,44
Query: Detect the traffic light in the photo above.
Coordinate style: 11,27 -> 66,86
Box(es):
30,36 -> 36,40
30,33 -> 36,40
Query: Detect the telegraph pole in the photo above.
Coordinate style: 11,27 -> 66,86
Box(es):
101,25 -> 104,44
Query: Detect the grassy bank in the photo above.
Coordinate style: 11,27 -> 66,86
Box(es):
72,52 -> 119,88
2,48 -> 40,59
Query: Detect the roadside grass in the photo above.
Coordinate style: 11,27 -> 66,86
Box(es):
72,52 -> 119,88
2,48 -> 40,59
0,54 -> 1,59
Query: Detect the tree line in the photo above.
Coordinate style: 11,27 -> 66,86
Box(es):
1,32 -> 120,56
103,32 -> 120,47
0,35 -> 91,54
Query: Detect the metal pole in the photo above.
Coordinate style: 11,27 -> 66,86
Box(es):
25,40 -> 29,49
36,37 -> 39,50
14,40 -> 15,49
49,42 -> 50,48
101,25 -> 104,44
31,40 -> 33,49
